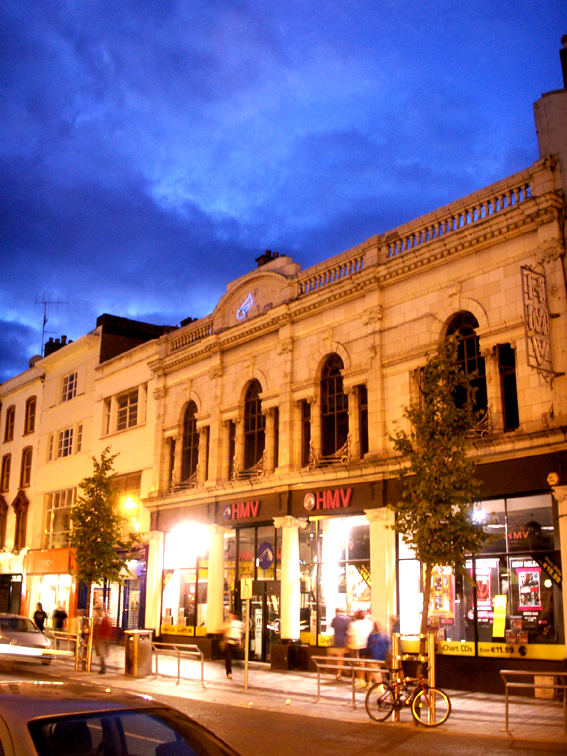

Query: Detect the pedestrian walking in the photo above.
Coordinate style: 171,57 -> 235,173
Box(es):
52,603 -> 68,650
347,610 -> 372,687
222,612 -> 244,679
92,602 -> 112,674
329,608 -> 352,679
32,602 -> 48,632
366,621 -> 391,683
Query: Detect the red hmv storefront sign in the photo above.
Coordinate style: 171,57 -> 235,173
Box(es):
303,488 -> 353,512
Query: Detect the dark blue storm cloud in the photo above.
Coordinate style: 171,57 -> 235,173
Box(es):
1,0 -> 565,382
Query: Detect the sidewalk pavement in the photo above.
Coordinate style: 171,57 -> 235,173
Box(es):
57,643 -> 566,747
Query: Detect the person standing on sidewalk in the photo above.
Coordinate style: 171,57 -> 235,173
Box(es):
329,608 -> 352,680
222,613 -> 244,679
52,603 -> 68,650
92,602 -> 111,674
33,602 -> 48,632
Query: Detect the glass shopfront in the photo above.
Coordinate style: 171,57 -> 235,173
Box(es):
161,521 -> 281,658
398,493 -> 563,658
162,523 -> 210,635
230,525 -> 280,662
299,514 -> 371,645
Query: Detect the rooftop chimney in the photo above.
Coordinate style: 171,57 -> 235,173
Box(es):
255,250 -> 280,267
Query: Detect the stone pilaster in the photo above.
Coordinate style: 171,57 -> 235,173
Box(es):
365,507 -> 397,632
273,516 -> 308,640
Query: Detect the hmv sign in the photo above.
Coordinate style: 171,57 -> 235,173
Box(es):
303,487 -> 353,512
223,500 -> 261,521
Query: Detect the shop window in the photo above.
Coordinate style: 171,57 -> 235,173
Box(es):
320,354 -> 349,456
256,526 -> 277,581
358,384 -> 369,456
244,380 -> 265,469
446,312 -> 487,414
20,447 -> 32,488
61,371 -> 77,402
238,528 -> 256,579
44,488 -> 75,549
0,455 -> 11,493
224,531 -> 237,614
181,402 -> 199,482
12,492 -> 29,551
398,493 -> 561,647
24,396 -> 36,435
300,515 -> 370,641
0,497 -> 7,549
162,523 -> 210,631
3,406 -> 15,443
300,400 -> 311,467
497,344 -> 519,431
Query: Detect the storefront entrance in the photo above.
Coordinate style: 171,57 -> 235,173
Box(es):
248,580 -> 280,663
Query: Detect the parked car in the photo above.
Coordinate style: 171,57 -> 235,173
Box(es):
0,680 -> 240,755
0,614 -> 52,665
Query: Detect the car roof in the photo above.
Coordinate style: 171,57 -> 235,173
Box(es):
0,681 -> 162,719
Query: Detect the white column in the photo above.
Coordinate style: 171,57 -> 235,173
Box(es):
206,525 -> 227,634
365,508 -> 397,632
274,516 -> 307,641
145,530 -> 165,635
553,484 -> 567,655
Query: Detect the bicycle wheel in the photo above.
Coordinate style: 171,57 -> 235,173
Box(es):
365,682 -> 395,722
411,686 -> 451,727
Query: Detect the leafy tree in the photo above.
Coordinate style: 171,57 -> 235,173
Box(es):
70,448 -> 140,608
390,336 -> 486,651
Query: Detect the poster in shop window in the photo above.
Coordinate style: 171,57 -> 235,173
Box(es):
427,565 -> 454,622
517,566 -> 542,611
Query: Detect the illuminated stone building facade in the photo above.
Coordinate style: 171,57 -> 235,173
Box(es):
0,55 -> 566,685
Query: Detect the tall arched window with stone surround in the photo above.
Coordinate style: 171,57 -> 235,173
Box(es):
244,380 -> 265,469
446,311 -> 488,414
181,401 -> 199,482
320,354 -> 349,456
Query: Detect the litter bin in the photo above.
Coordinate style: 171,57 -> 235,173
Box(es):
124,630 -> 153,677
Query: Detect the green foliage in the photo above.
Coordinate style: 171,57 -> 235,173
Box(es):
390,337 -> 486,634
70,448 -> 140,590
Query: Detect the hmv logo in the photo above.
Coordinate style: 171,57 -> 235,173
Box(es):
303,488 -> 353,512
223,500 -> 261,520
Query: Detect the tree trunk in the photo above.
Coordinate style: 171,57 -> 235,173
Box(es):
419,562 -> 433,661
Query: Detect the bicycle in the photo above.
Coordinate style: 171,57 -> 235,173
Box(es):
365,670 -> 451,727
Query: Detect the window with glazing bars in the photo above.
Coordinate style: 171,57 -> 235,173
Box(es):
244,380 -> 265,469
320,354 -> 348,456
117,390 -> 138,430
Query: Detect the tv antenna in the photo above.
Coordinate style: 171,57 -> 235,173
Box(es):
35,296 -> 68,356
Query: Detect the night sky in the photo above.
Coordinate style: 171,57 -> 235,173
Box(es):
1,1 -> 565,384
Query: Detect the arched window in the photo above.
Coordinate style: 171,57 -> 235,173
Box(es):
446,312 -> 487,413
12,491 -> 29,552
320,354 -> 349,456
181,402 -> 199,481
244,380 -> 265,469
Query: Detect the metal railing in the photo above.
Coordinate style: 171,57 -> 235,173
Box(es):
500,669 -> 567,734
311,656 -> 386,709
151,642 -> 205,687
